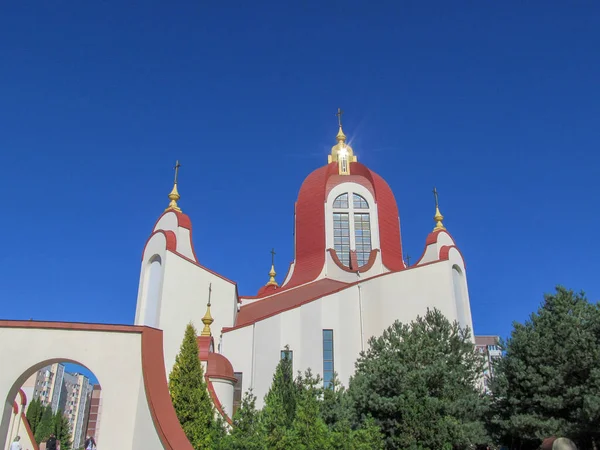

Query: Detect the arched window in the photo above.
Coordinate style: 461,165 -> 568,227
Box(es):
332,193 -> 372,268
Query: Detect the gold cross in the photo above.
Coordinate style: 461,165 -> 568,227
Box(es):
208,282 -> 212,307
336,108 -> 344,128
432,187 -> 439,209
173,160 -> 181,184
270,248 -> 276,266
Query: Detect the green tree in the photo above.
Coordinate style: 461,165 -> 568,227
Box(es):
488,286 -> 600,450
221,390 -> 265,450
26,398 -> 43,435
260,346 -> 297,449
286,369 -> 331,449
34,405 -> 54,444
53,410 -> 72,450
169,323 -> 217,450
348,308 -> 489,449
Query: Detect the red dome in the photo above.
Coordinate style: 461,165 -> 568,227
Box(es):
286,161 -> 404,288
206,352 -> 237,383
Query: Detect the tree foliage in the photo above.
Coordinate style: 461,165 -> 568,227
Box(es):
26,398 -> 43,435
53,409 -> 72,450
488,286 -> 600,449
34,405 -> 54,443
348,308 -> 489,449
169,322 -> 217,450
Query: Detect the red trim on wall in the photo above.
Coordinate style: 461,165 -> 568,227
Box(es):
168,250 -> 237,286
439,245 -> 466,268
151,210 -> 193,232
327,248 -> 379,273
12,401 -> 18,415
18,389 -> 27,406
141,327 -> 195,450
21,412 -> 39,450
141,230 -> 178,261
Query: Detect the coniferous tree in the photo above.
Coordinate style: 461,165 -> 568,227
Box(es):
26,398 -> 42,435
489,286 -> 600,449
34,405 -> 54,444
286,369 -> 330,449
348,308 -> 489,449
53,410 -> 72,450
169,323 -> 216,450
221,391 -> 265,450
261,346 -> 297,449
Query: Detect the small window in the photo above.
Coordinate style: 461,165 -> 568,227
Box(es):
323,330 -> 334,388
333,193 -> 349,209
233,372 -> 243,415
281,349 -> 293,361
353,193 -> 369,209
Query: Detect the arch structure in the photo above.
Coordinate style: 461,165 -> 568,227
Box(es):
0,321 -> 194,450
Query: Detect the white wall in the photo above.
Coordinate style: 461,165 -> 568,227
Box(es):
211,379 -> 234,418
159,253 -> 237,376
221,259 -> 474,407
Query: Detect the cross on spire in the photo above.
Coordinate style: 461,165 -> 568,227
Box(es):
432,187 -> 439,209
406,255 -> 411,267
208,282 -> 212,307
173,160 -> 181,184
336,108 -> 344,128
270,248 -> 276,266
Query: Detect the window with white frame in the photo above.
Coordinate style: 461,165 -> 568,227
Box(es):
332,192 -> 372,268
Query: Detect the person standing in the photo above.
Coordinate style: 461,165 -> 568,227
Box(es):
9,436 -> 22,450
84,435 -> 97,450
46,434 -> 57,450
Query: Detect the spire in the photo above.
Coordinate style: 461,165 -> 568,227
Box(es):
165,160 -> 182,213
432,187 -> 446,232
266,248 -> 278,287
328,108 -> 357,173
201,283 -> 214,336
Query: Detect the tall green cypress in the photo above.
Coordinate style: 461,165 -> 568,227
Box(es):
26,398 -> 42,434
53,409 -> 72,450
34,405 -> 54,444
169,323 -> 216,450
261,345 -> 297,449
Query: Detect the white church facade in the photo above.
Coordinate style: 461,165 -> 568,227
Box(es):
134,115 -> 474,420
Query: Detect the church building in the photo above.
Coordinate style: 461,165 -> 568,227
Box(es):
134,112 -> 474,421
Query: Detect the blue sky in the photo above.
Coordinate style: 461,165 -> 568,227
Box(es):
1,0 -> 599,374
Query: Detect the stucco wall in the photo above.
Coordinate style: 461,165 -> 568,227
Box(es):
158,253 -> 237,375
222,259 -> 472,407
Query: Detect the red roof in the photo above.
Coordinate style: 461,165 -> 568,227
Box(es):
285,162 -> 404,289
227,278 -> 348,331
206,353 -> 237,383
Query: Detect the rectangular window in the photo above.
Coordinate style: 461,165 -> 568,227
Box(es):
280,349 -> 293,362
333,213 -> 350,266
233,372 -> 243,416
323,329 -> 334,388
354,213 -> 372,266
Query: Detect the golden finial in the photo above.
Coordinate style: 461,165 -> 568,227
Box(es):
266,248 -> 278,287
328,108 -> 356,174
165,160 -> 182,213
201,283 -> 214,336
432,187 -> 446,232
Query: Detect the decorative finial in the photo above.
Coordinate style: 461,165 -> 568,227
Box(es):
201,283 -> 214,336
432,187 -> 446,232
266,248 -> 278,287
165,160 -> 182,213
328,108 -> 356,174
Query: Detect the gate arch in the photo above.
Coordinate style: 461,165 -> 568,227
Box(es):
0,321 -> 193,450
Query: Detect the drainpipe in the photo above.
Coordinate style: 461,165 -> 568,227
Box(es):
357,271 -> 364,352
